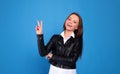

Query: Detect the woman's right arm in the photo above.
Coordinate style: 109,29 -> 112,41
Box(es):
36,21 -> 55,57
37,34 -> 56,57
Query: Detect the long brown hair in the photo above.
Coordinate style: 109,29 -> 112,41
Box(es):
63,12 -> 83,38
63,12 -> 83,58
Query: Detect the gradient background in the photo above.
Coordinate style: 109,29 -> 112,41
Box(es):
0,0 -> 120,74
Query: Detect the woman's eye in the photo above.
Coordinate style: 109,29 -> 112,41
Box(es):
74,21 -> 77,24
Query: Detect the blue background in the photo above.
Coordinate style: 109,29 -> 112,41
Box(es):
0,0 -> 120,74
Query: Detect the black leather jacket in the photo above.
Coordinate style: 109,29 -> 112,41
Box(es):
37,34 -> 82,69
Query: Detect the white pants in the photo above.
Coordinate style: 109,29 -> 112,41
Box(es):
49,64 -> 76,74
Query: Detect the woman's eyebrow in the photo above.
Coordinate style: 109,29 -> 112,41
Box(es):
68,17 -> 71,19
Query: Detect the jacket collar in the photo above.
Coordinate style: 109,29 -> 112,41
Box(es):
60,31 -> 75,39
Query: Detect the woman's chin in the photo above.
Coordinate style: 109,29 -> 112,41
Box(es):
65,28 -> 74,31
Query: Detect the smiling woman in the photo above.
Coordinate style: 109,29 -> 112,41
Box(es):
36,12 -> 83,74
1,0 -> 119,74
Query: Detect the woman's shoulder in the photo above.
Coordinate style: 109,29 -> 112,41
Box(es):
52,34 -> 59,37
51,34 -> 61,39
74,36 -> 83,42
50,34 -> 61,42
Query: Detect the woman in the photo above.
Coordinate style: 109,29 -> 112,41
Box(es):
36,12 -> 83,74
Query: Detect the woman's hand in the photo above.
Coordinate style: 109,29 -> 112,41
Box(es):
46,53 -> 53,60
35,20 -> 43,34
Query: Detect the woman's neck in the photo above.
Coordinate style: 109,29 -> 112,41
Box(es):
64,30 -> 73,39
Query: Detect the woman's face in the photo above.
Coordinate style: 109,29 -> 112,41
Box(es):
65,14 -> 79,31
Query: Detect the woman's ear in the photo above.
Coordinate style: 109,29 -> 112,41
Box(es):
75,26 -> 78,30
75,23 -> 79,30
75,27 -> 78,30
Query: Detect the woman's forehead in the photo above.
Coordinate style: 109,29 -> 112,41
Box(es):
69,14 -> 79,21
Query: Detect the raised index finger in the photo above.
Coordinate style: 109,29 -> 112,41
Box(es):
37,20 -> 43,26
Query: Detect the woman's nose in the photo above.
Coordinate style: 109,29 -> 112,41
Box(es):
69,21 -> 72,24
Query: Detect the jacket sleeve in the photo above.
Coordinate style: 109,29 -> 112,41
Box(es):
37,34 -> 56,57
51,38 -> 83,65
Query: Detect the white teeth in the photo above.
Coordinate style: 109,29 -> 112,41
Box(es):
67,24 -> 72,27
